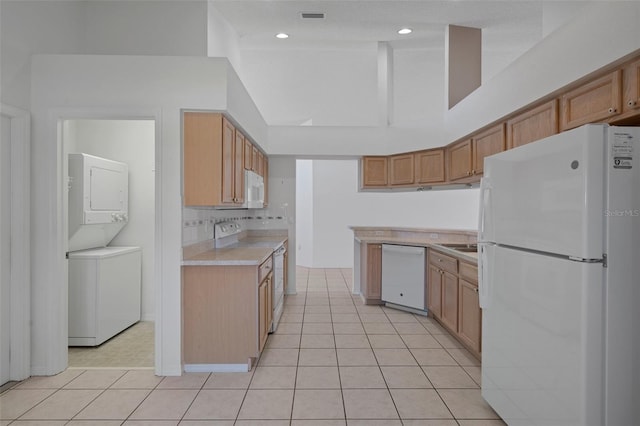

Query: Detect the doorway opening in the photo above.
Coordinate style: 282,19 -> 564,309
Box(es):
62,119 -> 155,368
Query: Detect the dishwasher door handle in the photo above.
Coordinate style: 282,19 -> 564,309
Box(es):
382,245 -> 425,256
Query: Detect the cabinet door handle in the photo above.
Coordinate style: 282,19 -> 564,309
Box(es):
474,287 -> 479,293
472,169 -> 476,175
608,107 -> 617,114
438,258 -> 443,262
629,100 -> 638,107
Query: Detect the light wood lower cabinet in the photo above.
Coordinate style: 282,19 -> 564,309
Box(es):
427,264 -> 443,318
458,277 -> 481,353
428,249 -> 481,358
258,271 -> 273,352
441,270 -> 458,332
360,242 -> 382,304
182,255 -> 273,366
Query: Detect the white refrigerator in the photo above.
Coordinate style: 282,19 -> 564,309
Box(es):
478,124 -> 640,425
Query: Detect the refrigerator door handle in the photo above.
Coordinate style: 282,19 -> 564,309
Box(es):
478,243 -> 492,309
478,177 -> 492,242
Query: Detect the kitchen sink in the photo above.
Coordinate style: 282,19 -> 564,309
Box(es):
437,243 -> 478,253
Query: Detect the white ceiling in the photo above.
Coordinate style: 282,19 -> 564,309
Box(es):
210,0 -> 590,51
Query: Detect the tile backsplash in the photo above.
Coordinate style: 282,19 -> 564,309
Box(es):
182,207 -> 290,246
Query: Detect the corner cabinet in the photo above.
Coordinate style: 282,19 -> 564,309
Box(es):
183,112 -> 244,207
448,123 -> 505,182
427,248 -> 481,359
361,156 -> 388,188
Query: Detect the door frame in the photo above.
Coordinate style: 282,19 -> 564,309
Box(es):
1,104 -> 31,381
52,108 -> 162,374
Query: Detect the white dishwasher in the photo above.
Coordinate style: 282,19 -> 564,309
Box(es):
381,244 -> 426,312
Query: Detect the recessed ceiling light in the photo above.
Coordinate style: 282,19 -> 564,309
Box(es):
276,33 -> 289,39
398,28 -> 413,35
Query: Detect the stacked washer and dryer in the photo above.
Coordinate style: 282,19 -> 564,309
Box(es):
67,153 -> 142,346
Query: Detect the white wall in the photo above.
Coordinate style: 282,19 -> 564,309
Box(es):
392,48 -> 445,138
82,1 -> 207,56
0,0 -> 85,109
240,47 -> 379,126
298,159 -> 479,268
208,3 -> 242,74
67,119 -> 156,321
0,0 -> 209,110
295,160 -> 314,268
446,1 -> 640,143
29,55 -> 266,376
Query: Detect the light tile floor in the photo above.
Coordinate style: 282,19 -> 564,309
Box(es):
68,321 -> 154,368
0,267 -> 504,425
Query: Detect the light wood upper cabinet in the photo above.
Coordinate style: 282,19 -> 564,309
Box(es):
415,149 -> 445,184
257,151 -> 265,177
473,123 -> 505,176
389,154 -> 415,186
233,129 -> 245,205
183,112 -> 244,207
263,155 -> 269,207
244,138 -> 253,170
507,100 -> 559,149
448,139 -> 473,181
252,146 -> 259,173
623,58 -> 640,113
221,117 -> 235,204
449,124 -> 505,181
561,70 -> 622,131
362,156 -> 388,188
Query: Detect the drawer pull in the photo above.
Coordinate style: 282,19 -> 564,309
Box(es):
608,107 -> 617,114
629,100 -> 638,107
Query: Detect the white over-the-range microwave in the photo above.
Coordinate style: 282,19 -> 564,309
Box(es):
243,170 -> 265,209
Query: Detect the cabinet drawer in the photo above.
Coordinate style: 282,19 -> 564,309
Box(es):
429,250 -> 458,274
259,256 -> 273,283
459,262 -> 478,285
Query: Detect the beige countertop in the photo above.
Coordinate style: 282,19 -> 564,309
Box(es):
182,232 -> 287,266
351,226 -> 478,264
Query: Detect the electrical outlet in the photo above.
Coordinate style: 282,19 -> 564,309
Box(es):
430,233 -> 439,239
375,231 -> 384,236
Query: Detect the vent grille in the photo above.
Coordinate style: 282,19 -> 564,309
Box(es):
300,12 -> 325,19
